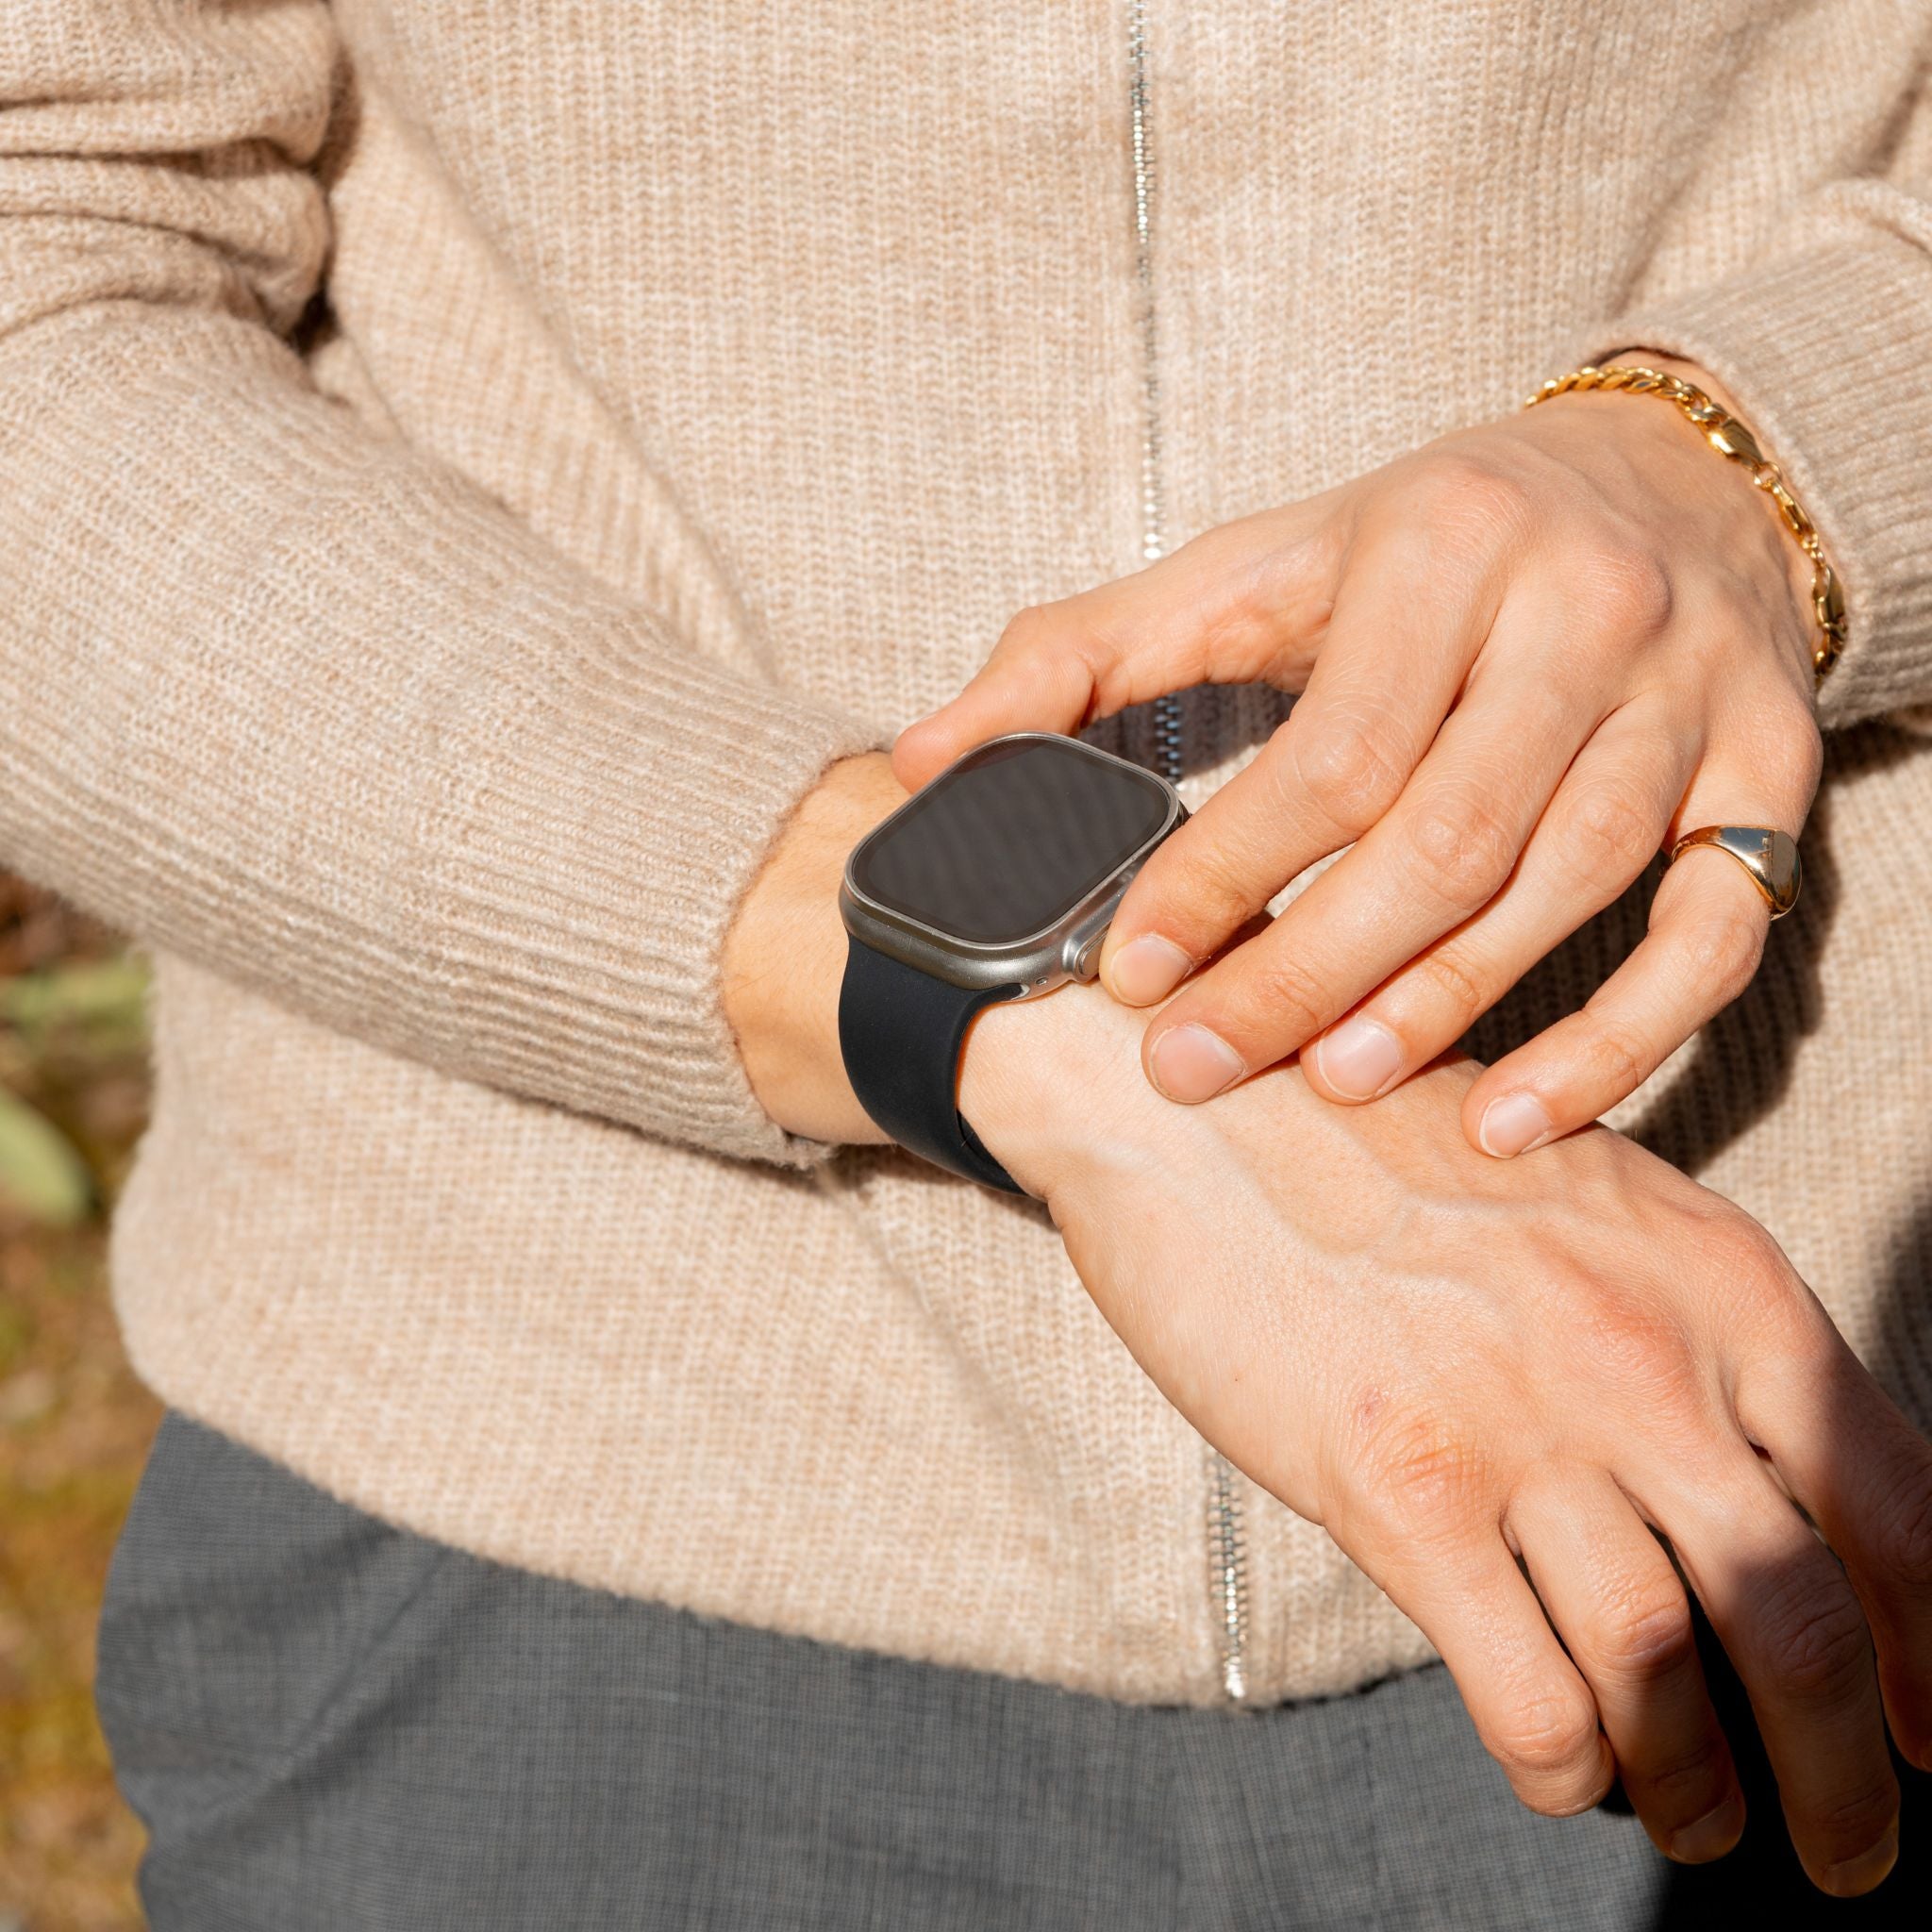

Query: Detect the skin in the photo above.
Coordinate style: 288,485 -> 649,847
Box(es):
722,752 -> 1932,1895
894,357 -> 1825,1160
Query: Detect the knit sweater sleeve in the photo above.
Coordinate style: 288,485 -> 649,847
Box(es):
1569,96 -> 1932,735
0,1 -> 875,1166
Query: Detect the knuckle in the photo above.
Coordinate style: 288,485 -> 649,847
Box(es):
1692,1207 -> 1785,1285
993,603 -> 1057,663
1642,1740 -> 1733,1815
1689,1209 -> 1803,1327
1577,542 -> 1674,635
1238,945 -> 1332,1042
1156,826 -> 1263,941
1411,943 -> 1491,1033
1406,790 -> 1519,908
1492,1696 -> 1605,1797
1571,1293 -> 1706,1420
1409,453 -> 1537,556
1678,909 -> 1766,1005
1575,1009 -> 1653,1102
1792,730 -> 1825,808
1772,689 -> 1824,768
1808,1778 -> 1901,1861
1291,710 -> 1410,832
1757,1572 -> 1871,1707
1188,527 -> 1294,654
1874,1461 -> 1932,1593
1565,781 -> 1661,879
997,598 -> 1125,708
1352,1406 -> 1492,1535
1789,711 -> 1825,800
1745,688 -> 1824,790
1593,1586 -> 1697,1684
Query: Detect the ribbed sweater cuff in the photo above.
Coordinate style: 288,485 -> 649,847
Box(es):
440,635 -> 880,1170
0,308 -> 880,1169
1573,229 -> 1932,733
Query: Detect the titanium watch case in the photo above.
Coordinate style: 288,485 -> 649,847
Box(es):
838,732 -> 1188,998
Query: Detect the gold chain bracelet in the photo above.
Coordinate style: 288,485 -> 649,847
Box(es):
1524,363 -> 1847,684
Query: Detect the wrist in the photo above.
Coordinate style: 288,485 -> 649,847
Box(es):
724,746 -> 1178,1175
721,751 -> 905,1145
957,978 -> 1168,1202
965,978 -> 1501,1222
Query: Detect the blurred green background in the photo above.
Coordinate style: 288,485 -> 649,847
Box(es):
0,873 -> 158,1932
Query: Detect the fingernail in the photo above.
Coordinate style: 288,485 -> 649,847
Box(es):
1476,1092 -> 1555,1159
1311,1017 -> 1404,1100
1667,1794 -> 1744,1864
1109,935 -> 1192,1005
1147,1024 -> 1245,1104
1821,1823 -> 1899,1897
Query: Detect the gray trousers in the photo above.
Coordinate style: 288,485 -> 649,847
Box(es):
97,1415 -> 1924,1930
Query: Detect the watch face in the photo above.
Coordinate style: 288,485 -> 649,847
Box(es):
848,735 -> 1175,946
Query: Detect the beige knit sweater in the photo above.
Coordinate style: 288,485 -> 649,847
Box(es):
4,0 -> 1931,1707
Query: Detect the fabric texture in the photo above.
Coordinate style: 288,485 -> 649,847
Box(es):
97,1415 -> 1667,1932
97,1418 -> 1932,1930
4,1 -> 1932,1704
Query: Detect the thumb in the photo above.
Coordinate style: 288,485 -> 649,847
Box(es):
892,504 -> 1336,790
891,601 -> 1100,787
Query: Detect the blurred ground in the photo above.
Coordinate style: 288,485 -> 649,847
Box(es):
0,875 -> 158,1932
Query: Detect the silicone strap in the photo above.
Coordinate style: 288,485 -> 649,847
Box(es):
838,935 -> 1025,1193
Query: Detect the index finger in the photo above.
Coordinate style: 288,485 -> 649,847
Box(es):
1104,574 -> 1543,1086
891,502 -> 1338,789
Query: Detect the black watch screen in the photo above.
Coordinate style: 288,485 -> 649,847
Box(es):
847,734 -> 1174,944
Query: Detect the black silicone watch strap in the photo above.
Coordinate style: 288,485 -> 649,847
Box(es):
838,935 -> 1026,1194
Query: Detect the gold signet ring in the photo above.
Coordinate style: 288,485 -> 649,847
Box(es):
1667,825 -> 1802,920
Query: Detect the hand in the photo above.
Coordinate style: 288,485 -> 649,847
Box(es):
898,357 -> 1825,1158
725,758 -> 1927,1891
963,990 -> 1931,1894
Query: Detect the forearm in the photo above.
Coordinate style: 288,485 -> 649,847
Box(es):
0,313 -> 871,1158
0,0 -> 880,1165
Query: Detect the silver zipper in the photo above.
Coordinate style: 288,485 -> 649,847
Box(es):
1125,1 -> 1186,784
1124,0 -> 1250,1707
1207,1447 -> 1251,1702
1125,1 -> 1165,575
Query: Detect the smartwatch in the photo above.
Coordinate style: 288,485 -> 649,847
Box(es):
838,732 -> 1185,1193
